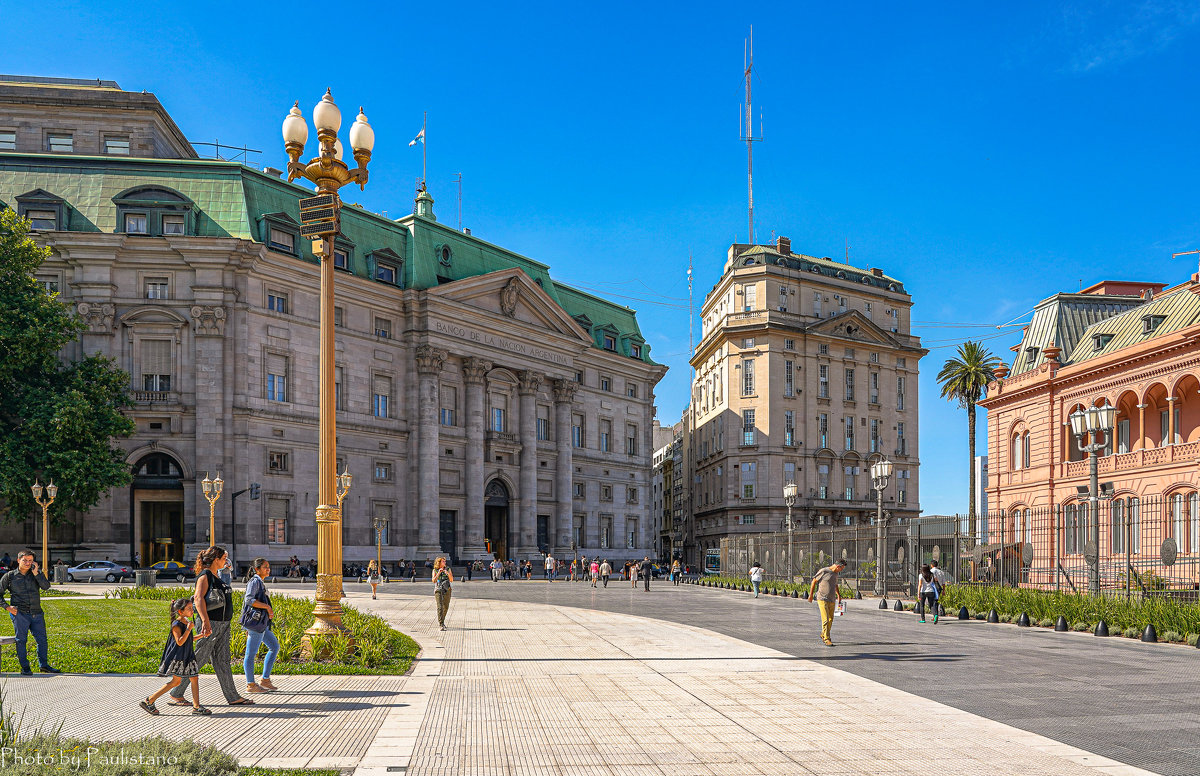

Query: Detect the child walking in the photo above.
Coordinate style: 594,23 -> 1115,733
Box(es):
140,597 -> 209,715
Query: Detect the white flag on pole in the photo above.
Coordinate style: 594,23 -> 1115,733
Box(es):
409,128 -> 424,147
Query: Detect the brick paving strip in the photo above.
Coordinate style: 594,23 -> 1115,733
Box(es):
0,587 -> 1157,775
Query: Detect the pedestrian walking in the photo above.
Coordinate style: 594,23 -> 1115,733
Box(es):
433,556 -> 454,630
640,556 -> 653,592
466,561 -> 473,581
629,562 -> 637,588
672,559 -> 682,585
544,553 -> 555,581
0,550 -> 60,675
140,597 -> 207,715
366,559 -> 382,600
600,559 -> 611,587
930,559 -> 952,588
750,560 -> 764,597
167,546 -> 252,707
409,561 -> 418,583
807,559 -> 846,647
241,557 -> 279,693
490,556 -> 503,581
589,559 -> 600,588
525,560 -> 532,580
917,564 -> 940,624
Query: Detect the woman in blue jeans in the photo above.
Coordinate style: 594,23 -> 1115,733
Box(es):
243,558 -> 279,693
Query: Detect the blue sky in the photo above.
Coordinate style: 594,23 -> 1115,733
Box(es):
9,1 -> 1200,515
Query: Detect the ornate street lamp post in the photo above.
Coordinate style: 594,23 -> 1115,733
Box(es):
1069,405 -> 1117,595
870,457 -> 893,596
201,472 -> 223,547
31,479 -> 57,573
783,481 -> 798,582
282,90 -> 373,643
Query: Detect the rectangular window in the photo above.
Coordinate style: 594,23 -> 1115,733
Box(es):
0,131 -> 14,150
627,487 -> 638,504
266,498 -> 288,544
572,414 -> 584,447
47,134 -> 72,153
333,249 -> 349,270
784,360 -> 794,397
845,347 -> 855,359
627,383 -> 638,398
376,263 -> 397,284
374,462 -> 392,482
144,277 -> 169,299
819,413 -> 829,449
267,292 -> 288,314
631,344 -> 641,358
845,416 -> 855,451
818,343 -> 829,356
573,482 -> 585,499
441,386 -> 458,427
1023,433 -> 1031,468
334,366 -> 345,410
601,376 -> 612,392
36,275 -> 59,295
373,375 -> 391,418
740,461 -> 757,499
870,418 -> 880,453
625,424 -> 638,455
785,410 -> 795,446
742,409 -> 756,446
742,359 -> 755,395
27,210 -> 57,230
374,503 -> 392,544
865,303 -> 873,316
839,296 -> 848,313
266,353 -> 287,402
600,515 -> 613,548
603,335 -> 617,350
374,317 -> 391,338
897,377 -> 906,411
785,338 -> 795,350
268,451 -> 289,472
492,407 -> 506,433
601,484 -> 613,502
626,518 -> 638,549
896,357 -> 906,368
104,136 -> 130,155
140,340 -> 172,392
742,285 -> 756,311
897,421 -> 906,455
779,285 -> 788,311
1117,419 -> 1130,454
537,405 -> 551,441
124,213 -> 148,234
742,338 -> 755,348
870,372 -> 879,404
818,464 -> 829,499
869,352 -> 879,364
333,306 -> 345,327
813,291 -> 823,317
600,420 -> 612,452
268,227 -> 295,253
844,465 -> 858,500
819,365 -> 829,398
161,214 -> 185,235
844,368 -> 855,401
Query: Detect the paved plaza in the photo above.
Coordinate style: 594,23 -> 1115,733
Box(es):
0,581 -> 1181,775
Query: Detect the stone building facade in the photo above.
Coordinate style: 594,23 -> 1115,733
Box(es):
685,238 -> 925,560
0,77 -> 665,569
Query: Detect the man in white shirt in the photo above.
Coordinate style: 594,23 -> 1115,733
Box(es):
930,559 -> 952,587
490,557 -> 503,582
544,553 -> 555,582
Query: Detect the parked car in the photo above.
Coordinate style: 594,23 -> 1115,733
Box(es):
149,560 -> 195,583
66,560 -> 134,583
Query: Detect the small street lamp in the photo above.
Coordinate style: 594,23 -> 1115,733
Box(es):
783,481 -> 798,582
283,90 -> 374,645
1069,405 -> 1117,595
870,457 -> 893,596
31,479 -> 57,573
201,472 -> 223,547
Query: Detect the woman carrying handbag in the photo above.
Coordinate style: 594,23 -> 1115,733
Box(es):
242,557 -> 279,693
432,557 -> 454,631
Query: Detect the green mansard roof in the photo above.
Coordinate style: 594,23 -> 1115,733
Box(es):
0,153 -> 655,363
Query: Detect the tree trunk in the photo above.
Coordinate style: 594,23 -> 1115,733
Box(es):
967,400 -> 977,543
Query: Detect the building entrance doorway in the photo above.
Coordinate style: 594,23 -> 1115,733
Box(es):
484,480 -> 510,560
439,509 -> 458,566
131,453 -> 185,565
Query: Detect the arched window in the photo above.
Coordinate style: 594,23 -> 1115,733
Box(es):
1190,493 -> 1199,554
1078,502 -> 1090,555
1171,493 -> 1185,544
1023,509 -> 1032,544
1130,498 -> 1141,554
1012,433 -> 1021,471
132,453 -> 182,478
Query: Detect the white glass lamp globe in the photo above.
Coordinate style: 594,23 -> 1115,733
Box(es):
313,89 -> 341,133
334,138 -> 344,161
349,108 -> 375,153
282,102 -> 308,146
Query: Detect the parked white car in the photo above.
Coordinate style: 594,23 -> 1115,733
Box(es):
66,560 -> 133,583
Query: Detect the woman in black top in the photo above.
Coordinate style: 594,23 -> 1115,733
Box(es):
166,546 -> 253,707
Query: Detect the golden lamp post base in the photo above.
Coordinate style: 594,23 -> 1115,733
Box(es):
302,504 -> 354,660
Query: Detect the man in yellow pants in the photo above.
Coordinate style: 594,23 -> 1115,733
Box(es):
807,559 -> 846,646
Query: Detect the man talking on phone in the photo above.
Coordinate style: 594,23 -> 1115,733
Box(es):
0,549 -> 60,675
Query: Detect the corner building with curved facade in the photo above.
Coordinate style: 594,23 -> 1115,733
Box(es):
0,76 -> 665,568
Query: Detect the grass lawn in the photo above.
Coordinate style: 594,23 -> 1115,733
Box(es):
0,594 -> 418,675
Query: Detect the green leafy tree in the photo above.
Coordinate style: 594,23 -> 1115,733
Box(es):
936,341 -> 1002,542
0,208 -> 134,523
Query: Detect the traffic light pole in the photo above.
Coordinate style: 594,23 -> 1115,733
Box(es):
230,483 -> 260,577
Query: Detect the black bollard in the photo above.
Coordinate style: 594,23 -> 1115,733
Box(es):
1017,612 -> 1031,627
1094,620 -> 1109,637
792,589 -> 798,598
1055,615 -> 1069,632
958,606 -> 969,620
987,609 -> 1000,623
1142,624 -> 1158,643
894,599 -> 904,612
879,598 -> 888,610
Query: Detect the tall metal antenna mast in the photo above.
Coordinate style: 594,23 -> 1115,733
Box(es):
453,172 -> 463,230
740,27 -> 762,245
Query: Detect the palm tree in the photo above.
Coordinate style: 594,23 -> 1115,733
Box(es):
937,341 -> 1003,543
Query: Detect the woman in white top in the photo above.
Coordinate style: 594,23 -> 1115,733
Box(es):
749,561 -> 764,598
917,564 -> 939,623
367,559 -> 382,600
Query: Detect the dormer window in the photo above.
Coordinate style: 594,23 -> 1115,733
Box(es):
1093,334 -> 1114,350
1025,346 -> 1039,362
27,209 -> 57,230
333,249 -> 349,270
1142,315 -> 1166,334
376,263 -> 397,284
631,344 -> 642,358
16,189 -> 67,232
368,248 -> 402,287
269,227 -> 294,253
603,335 -> 616,351
115,186 -> 195,237
124,213 -> 148,234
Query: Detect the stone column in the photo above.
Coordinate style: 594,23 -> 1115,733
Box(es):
462,357 -> 492,549
552,379 -> 577,555
1136,403 -> 1147,451
415,345 -> 447,555
517,370 -> 542,554
1168,397 -> 1177,446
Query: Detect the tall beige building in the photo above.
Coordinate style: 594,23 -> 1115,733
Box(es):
0,75 -> 665,570
686,237 -> 926,559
